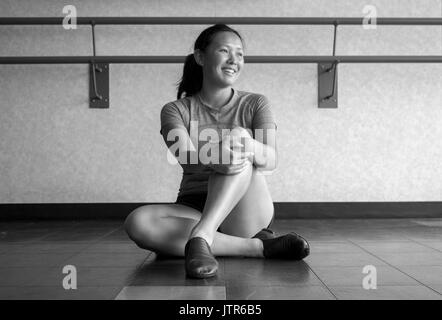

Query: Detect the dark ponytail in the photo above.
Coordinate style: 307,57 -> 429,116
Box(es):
176,24 -> 244,100
176,53 -> 203,100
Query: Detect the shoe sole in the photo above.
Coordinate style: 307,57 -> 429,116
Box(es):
186,269 -> 218,279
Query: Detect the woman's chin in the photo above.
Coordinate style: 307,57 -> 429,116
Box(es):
220,78 -> 237,87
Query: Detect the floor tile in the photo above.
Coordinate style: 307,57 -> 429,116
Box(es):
399,266 -> 442,285
0,231 -> 52,242
0,243 -> 26,253
64,252 -> 148,267
141,253 -> 184,268
309,241 -> 364,254
355,241 -> 437,253
115,286 -> 226,300
7,242 -> 91,253
130,264 -> 226,287
330,285 -> 442,300
411,219 -> 442,227
312,266 -> 420,287
99,229 -> 131,241
31,266 -> 140,287
41,231 -> 112,242
420,242 -> 442,252
404,231 -> 442,242
304,252 -> 386,267
227,285 -> 335,300
349,238 -> 412,244
224,259 -> 321,286
0,286 -> 121,300
373,252 -> 442,266
82,242 -> 145,254
0,267 -> 56,286
297,235 -> 348,241
346,234 -> 411,242
0,253 -> 74,267
428,285 -> 442,295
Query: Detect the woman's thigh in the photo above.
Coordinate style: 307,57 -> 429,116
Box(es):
218,167 -> 274,238
125,203 -> 202,239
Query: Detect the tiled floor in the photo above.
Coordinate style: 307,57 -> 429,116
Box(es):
0,218 -> 441,300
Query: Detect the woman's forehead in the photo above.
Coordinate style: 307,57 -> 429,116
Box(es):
211,32 -> 243,49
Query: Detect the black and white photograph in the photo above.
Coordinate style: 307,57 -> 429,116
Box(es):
0,0 -> 441,304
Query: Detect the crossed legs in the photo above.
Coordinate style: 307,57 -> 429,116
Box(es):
124,157 -> 273,258
125,129 -> 309,278
124,128 -> 274,258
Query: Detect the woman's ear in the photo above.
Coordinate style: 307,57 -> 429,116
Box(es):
194,49 -> 204,67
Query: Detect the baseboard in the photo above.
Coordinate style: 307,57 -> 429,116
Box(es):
0,202 -> 441,220
274,202 -> 442,219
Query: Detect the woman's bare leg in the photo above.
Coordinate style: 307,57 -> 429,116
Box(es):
124,203 -> 264,257
189,128 -> 274,245
125,127 -> 275,257
189,160 -> 255,245
218,165 -> 274,238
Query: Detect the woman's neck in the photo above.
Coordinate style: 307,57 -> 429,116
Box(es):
198,84 -> 233,110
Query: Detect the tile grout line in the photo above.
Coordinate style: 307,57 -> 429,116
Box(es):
17,226 -> 140,284
36,226 -> 140,288
48,226 -> 127,266
304,263 -> 338,300
393,220 -> 442,252
111,251 -> 155,300
410,239 -> 442,253
347,239 -> 442,296
29,221 -> 83,241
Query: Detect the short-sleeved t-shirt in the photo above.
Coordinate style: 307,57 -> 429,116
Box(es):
160,87 -> 277,197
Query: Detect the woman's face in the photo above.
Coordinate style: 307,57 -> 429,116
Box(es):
197,31 -> 244,88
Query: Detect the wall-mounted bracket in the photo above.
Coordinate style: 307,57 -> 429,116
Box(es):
89,63 -> 109,108
318,62 -> 338,108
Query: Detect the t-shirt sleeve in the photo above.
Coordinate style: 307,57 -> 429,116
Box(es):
160,102 -> 186,136
252,95 -> 278,130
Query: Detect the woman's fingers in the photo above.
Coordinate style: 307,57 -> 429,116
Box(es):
230,155 -> 252,170
228,160 -> 251,174
231,150 -> 254,163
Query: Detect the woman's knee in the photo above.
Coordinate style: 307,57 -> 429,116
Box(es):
124,206 -> 160,248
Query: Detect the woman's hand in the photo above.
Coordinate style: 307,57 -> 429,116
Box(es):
208,134 -> 254,175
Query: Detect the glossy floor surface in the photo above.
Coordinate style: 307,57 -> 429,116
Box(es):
0,219 -> 441,300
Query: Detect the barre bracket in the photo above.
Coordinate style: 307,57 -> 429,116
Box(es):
89,63 -> 109,108
318,62 -> 338,108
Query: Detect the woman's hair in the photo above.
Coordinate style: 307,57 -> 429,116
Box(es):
176,24 -> 244,100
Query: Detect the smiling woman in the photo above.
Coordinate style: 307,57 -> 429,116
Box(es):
193,31 -> 244,93
124,24 -> 310,279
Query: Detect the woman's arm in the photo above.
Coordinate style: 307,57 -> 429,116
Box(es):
248,136 -> 277,171
237,127 -> 277,172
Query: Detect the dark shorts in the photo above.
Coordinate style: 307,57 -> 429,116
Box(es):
175,192 -> 274,229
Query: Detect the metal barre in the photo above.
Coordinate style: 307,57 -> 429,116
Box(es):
0,17 -> 442,25
1,17 -> 441,108
1,56 -> 442,64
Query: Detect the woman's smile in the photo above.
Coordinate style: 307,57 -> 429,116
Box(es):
222,67 -> 237,76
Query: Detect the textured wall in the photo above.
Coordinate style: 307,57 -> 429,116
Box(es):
0,0 -> 441,205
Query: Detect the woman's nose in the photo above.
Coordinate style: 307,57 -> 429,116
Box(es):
227,53 -> 239,64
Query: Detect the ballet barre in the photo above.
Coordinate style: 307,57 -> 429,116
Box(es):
1,17 -> 441,108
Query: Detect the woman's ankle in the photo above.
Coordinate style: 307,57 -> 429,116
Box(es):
189,228 -> 215,247
252,238 -> 265,258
